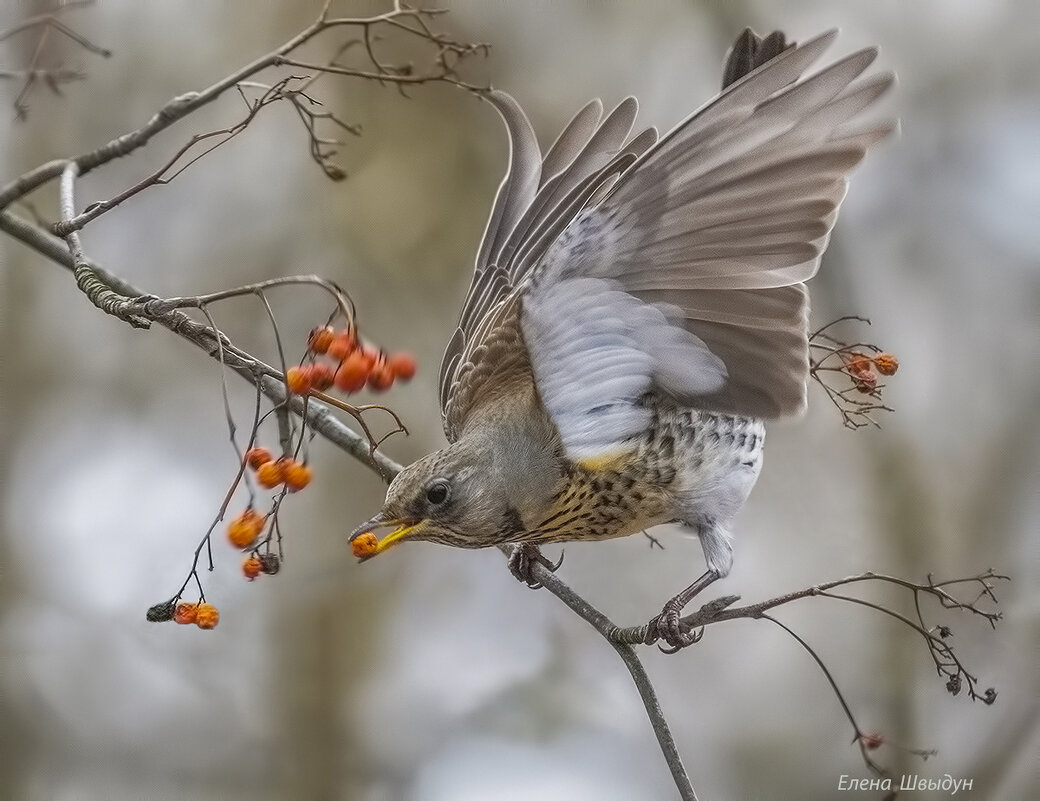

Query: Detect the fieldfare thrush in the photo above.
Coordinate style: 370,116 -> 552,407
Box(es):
351,29 -> 894,650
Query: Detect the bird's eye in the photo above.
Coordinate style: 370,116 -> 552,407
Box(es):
426,480 -> 450,506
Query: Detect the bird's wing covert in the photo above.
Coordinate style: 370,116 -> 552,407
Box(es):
444,30 -> 894,459
439,90 -> 657,440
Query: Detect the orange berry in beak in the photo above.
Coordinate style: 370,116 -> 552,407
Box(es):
352,532 -> 379,559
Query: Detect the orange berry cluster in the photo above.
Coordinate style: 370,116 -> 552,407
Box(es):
286,326 -> 416,397
174,601 -> 220,630
245,447 -> 312,492
842,351 -> 899,394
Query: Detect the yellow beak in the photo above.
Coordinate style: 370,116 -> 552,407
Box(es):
374,521 -> 422,553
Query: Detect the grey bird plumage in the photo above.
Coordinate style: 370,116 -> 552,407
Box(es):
353,29 -> 894,650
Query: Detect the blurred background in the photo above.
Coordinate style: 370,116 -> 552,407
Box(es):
2,1 -> 1038,799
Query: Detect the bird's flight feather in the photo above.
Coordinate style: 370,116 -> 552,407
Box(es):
440,29 -> 894,457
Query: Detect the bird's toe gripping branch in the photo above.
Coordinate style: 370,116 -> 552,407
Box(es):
507,543 -> 564,589
644,569 -> 721,653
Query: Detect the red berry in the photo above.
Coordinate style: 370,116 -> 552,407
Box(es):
359,345 -> 381,370
256,460 -> 285,489
286,366 -> 312,395
309,363 -> 335,392
327,330 -> 357,361
388,352 -> 417,381
873,353 -> 899,376
334,352 -> 369,393
228,508 -> 264,549
246,447 -> 272,470
173,602 -> 198,625
843,352 -> 872,375
242,555 -> 262,580
307,326 -> 335,355
283,460 -> 313,492
195,602 -> 220,630
367,364 -> 394,392
852,369 -> 878,394
352,532 -> 379,559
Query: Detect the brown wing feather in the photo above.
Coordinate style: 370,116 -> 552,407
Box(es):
439,93 -> 654,440
440,29 -> 893,440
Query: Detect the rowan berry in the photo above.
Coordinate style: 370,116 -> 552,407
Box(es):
307,326 -> 335,355
195,602 -> 220,630
246,447 -> 272,470
358,344 -> 382,370
367,364 -> 395,392
334,352 -> 369,393
852,369 -> 878,394
859,732 -> 884,751
286,366 -> 312,395
283,460 -> 313,492
256,460 -> 285,489
352,532 -> 379,559
173,602 -> 198,625
843,352 -> 872,375
259,553 -> 281,575
242,555 -> 263,580
388,352 -> 417,381
327,330 -> 357,360
872,352 -> 899,376
309,363 -> 335,392
228,508 -> 264,549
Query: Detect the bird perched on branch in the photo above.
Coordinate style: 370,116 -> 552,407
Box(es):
351,28 -> 894,651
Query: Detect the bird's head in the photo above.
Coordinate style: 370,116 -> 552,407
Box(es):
349,439 -> 515,558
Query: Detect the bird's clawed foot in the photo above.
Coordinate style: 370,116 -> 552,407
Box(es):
508,543 -> 564,589
644,602 -> 704,653
643,569 -> 720,653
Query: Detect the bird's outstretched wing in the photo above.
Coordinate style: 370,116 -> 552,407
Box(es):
439,91 -> 657,440
441,29 -> 894,460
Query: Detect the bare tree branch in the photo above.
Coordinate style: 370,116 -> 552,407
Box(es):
0,1 -> 110,119
0,208 -> 400,477
0,1 -> 486,210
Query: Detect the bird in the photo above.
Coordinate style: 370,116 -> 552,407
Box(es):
350,28 -> 894,651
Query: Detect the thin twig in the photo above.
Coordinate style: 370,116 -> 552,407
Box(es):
0,208 -> 402,478
0,1 -> 486,210
495,543 -> 698,801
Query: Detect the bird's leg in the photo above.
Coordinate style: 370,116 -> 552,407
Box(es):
644,569 -> 720,653
507,543 -> 564,590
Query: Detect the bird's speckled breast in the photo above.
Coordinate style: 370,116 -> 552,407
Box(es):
527,402 -> 765,544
